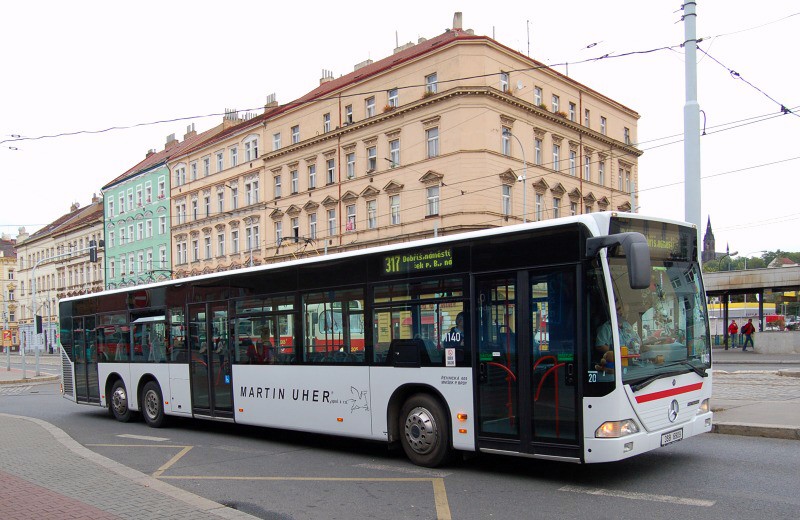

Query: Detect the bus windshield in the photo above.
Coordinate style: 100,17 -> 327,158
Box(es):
604,219 -> 711,385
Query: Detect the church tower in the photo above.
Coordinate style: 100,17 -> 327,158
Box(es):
702,216 -> 716,263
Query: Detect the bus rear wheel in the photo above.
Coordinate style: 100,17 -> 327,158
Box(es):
400,394 -> 451,467
109,380 -> 133,422
142,381 -> 166,428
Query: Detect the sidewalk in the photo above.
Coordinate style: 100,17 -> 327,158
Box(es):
710,346 -> 800,440
0,413 -> 256,520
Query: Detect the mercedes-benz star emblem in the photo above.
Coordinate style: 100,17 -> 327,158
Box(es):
668,399 -> 679,422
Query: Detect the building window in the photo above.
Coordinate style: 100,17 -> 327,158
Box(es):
157,177 -> 165,198
569,150 -> 577,176
145,182 -> 152,203
552,144 -> 560,171
272,222 -> 281,245
390,195 -> 400,225
327,209 -> 336,236
501,127 -> 511,156
159,215 -> 167,234
531,194 -> 541,221
345,105 -> 353,124
326,159 -> 336,184
291,217 -> 299,242
291,170 -> 299,194
624,127 -> 631,145
367,147 -> 377,172
244,136 -> 259,161
618,169 -> 624,191
291,125 -> 300,144
245,180 -> 259,205
426,127 -> 439,158
308,164 -> 317,189
192,200 -> 198,221
367,200 -> 377,229
500,72 -> 509,92
388,88 -> 398,107
127,189 -> 134,210
308,213 -> 317,239
109,260 -> 115,280
570,202 -> 578,216
534,138 -> 542,165
231,186 -> 238,209
190,162 -> 198,181
274,175 -> 282,198
247,224 -> 260,251
216,152 -> 224,172
584,109 -> 590,127
118,194 -> 125,214
192,239 -> 199,262
600,116 -> 607,135
346,153 -> 356,178
109,231 -> 115,248
136,186 -> 143,206
231,229 -> 239,253
425,73 -> 438,94
552,95 -> 560,113
365,97 -> 375,118
159,246 -> 166,269
345,204 -> 356,231
323,113 -> 331,133
230,147 -> 238,167
217,191 -> 224,213
145,219 -> 153,238
389,139 -> 400,168
273,133 -> 281,150
502,185 -> 511,216
203,157 -> 210,177
137,222 -> 143,240
585,205 -> 592,214
584,155 -> 591,181
426,186 -> 439,216
568,102 -> 576,122
108,200 -> 115,218
625,170 -> 631,192
204,236 -> 212,259
534,86 -> 542,106
174,167 -> 185,187
204,195 -> 210,217
218,232 -> 225,256
553,197 -> 561,219
598,160 -> 605,185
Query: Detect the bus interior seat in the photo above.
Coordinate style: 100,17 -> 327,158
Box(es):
387,338 -> 430,367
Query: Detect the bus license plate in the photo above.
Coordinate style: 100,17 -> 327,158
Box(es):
661,428 -> 683,446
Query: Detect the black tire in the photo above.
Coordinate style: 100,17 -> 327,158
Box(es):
399,393 -> 451,467
141,381 -> 166,428
109,380 -> 133,422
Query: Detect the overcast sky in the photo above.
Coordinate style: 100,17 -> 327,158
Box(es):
2,0 -> 798,258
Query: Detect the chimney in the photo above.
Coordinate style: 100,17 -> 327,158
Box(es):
453,12 -> 463,31
265,93 -> 278,108
393,41 -> 416,54
91,192 -> 100,204
70,202 -> 81,212
183,123 -> 197,140
354,58 -> 373,71
146,148 -> 156,158
222,108 -> 240,129
320,69 -> 334,85
164,133 -> 178,150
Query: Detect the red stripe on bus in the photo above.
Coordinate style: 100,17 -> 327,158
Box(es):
634,382 -> 704,403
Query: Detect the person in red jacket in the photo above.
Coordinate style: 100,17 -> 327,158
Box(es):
741,319 -> 756,352
727,320 -> 738,350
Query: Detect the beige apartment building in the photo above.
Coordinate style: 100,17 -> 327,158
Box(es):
1,237 -> 18,350
15,198 -> 104,352
169,14 -> 640,277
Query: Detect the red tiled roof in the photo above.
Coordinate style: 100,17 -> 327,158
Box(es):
102,124 -> 225,190
0,239 -> 16,258
24,201 -> 103,244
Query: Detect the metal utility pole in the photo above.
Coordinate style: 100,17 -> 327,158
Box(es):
683,1 -> 702,231
503,129 -> 528,223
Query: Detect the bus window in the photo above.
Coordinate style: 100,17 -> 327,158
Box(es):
169,307 -> 186,362
303,288 -> 364,363
97,313 -> 127,362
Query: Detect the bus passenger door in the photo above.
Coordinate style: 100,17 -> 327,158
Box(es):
189,302 -> 233,419
73,316 -> 100,405
476,268 -> 580,459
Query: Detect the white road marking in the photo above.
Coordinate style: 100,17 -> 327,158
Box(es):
559,485 -> 716,507
116,433 -> 170,442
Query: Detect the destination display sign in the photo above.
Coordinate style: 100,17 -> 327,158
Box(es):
610,217 -> 693,262
382,247 -> 453,275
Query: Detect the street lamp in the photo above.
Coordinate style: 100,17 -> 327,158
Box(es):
717,250 -> 738,271
502,128 -> 528,223
743,250 -> 767,271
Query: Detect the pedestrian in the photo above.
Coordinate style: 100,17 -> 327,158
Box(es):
741,318 -> 756,351
727,320 -> 738,350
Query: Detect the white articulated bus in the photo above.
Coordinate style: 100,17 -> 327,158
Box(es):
59,212 -> 712,466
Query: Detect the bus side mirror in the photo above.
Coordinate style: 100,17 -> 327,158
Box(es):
586,232 -> 651,290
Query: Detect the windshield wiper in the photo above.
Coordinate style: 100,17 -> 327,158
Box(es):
628,361 -> 708,392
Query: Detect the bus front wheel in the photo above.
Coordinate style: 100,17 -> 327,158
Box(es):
142,381 -> 166,428
109,380 -> 133,422
400,394 -> 451,467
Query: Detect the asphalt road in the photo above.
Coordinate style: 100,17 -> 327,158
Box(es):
2,381 -> 799,520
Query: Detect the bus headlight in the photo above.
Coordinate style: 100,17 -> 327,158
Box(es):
698,399 -> 710,414
595,419 -> 640,438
